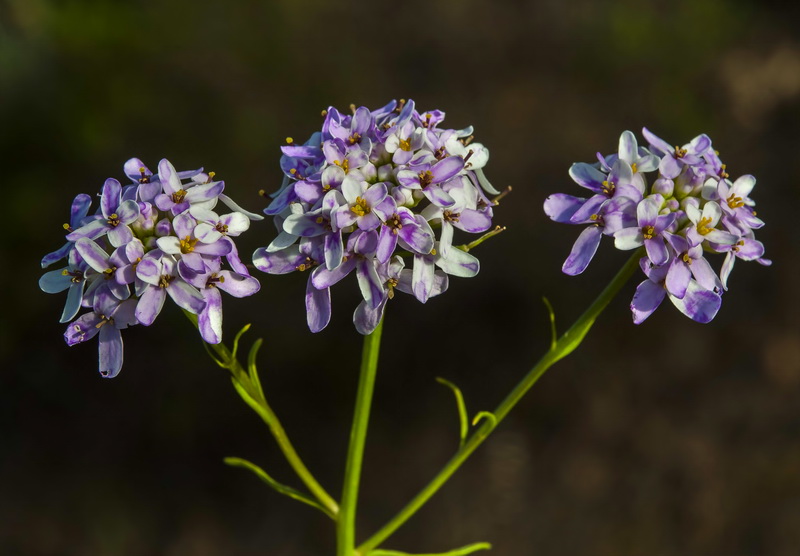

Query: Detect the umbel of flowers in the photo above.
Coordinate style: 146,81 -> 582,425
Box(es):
544,128 -> 770,323
253,99 -> 502,334
39,159 -> 262,377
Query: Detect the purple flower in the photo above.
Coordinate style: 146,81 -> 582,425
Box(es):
134,252 -> 206,325
41,193 -> 97,268
545,129 -> 769,324
613,194 -> 677,266
631,257 -> 721,324
66,179 -> 140,247
154,159 -> 224,215
642,127 -> 711,179
64,291 -> 138,378
254,100 -> 500,333
182,258 -> 261,344
42,157 -> 262,376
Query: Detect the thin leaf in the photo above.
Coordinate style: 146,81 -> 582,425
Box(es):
247,338 -> 265,400
231,323 -> 251,360
542,297 -> 557,351
436,377 -> 469,448
471,411 -> 497,435
231,376 -> 274,427
550,315 -> 597,365
369,542 -> 492,556
202,340 -> 228,369
224,457 -> 335,519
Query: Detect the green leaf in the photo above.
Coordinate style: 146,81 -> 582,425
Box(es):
224,457 -> 335,519
247,338 -> 265,400
541,297 -> 557,351
231,323 -> 251,360
471,411 -> 497,435
436,377 -> 469,448
231,376 -> 274,427
368,542 -> 492,556
202,340 -> 228,370
550,315 -> 597,365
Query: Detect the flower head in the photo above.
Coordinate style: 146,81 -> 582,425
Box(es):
40,158 -> 262,376
544,129 -> 770,324
253,99 -> 502,334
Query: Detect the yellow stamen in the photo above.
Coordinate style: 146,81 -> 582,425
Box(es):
399,138 -> 412,151
601,180 -> 615,196
631,162 -> 638,173
682,253 -> 692,264
642,225 -> 655,240
697,216 -> 714,235
107,213 -> 120,227
726,193 -> 744,209
350,197 -> 370,217
286,137 -> 294,144
180,236 -> 198,254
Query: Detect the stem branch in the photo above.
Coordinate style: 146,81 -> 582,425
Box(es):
185,312 -> 339,518
357,249 -> 643,553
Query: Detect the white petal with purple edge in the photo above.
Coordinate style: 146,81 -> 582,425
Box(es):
167,280 -> 206,314
356,260 -> 383,309
199,288 -> 223,344
435,247 -> 479,277
614,227 -> 643,251
98,324 -> 123,378
75,238 -> 110,272
412,254 -> 435,303
135,286 -> 166,325
218,272 -> 260,297
665,259 -> 691,299
630,279 -> 666,324
305,279 -> 331,333
670,281 -> 721,323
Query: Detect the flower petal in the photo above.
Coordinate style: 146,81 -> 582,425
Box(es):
563,226 -> 602,275
630,279 -> 666,324
305,279 -> 331,333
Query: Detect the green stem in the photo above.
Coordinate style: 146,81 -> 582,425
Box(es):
357,249 -> 644,554
338,318 -> 385,556
185,312 -> 339,518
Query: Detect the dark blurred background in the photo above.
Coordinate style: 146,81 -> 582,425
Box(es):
3,0 -> 800,554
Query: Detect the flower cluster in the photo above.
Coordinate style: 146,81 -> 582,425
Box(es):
544,129 -> 770,323
40,159 -> 262,377
253,99 -> 502,334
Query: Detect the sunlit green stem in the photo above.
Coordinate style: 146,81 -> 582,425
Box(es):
184,312 -> 339,518
357,249 -> 644,554
338,318 -> 385,556
369,542 -> 492,555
